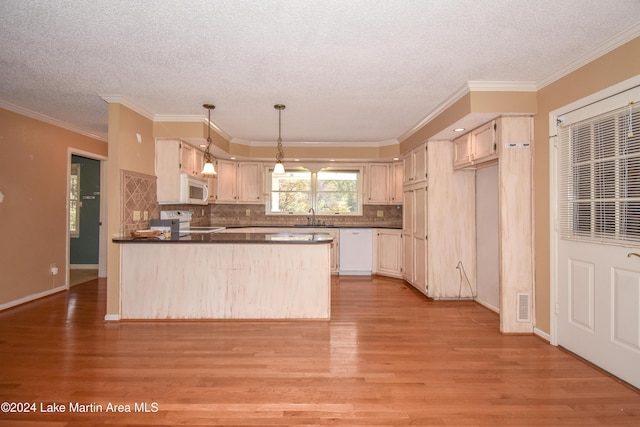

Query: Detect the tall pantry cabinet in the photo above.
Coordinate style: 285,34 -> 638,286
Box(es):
402,141 -> 476,298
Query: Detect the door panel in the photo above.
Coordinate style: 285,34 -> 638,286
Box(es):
559,239 -> 640,388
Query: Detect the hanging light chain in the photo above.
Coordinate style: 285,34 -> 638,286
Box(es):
274,104 -> 286,164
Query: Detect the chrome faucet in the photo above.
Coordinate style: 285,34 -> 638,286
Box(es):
308,207 -> 316,225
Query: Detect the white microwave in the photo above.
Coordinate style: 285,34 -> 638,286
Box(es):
180,174 -> 208,205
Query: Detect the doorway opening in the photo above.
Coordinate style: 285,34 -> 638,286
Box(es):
67,150 -> 107,288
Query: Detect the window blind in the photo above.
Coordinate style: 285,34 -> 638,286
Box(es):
559,101 -> 640,245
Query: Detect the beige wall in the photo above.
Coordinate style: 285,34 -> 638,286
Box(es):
105,103 -> 155,317
0,108 -> 107,306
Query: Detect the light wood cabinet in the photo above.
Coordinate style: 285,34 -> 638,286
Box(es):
156,139 -> 208,204
214,159 -> 237,202
366,163 -> 390,204
453,120 -> 498,169
375,228 -> 402,278
402,141 -> 475,298
366,162 -> 403,205
178,141 -> 207,178
212,161 -> 264,204
402,144 -> 427,186
453,133 -> 472,168
391,161 -> 403,204
237,162 -> 263,203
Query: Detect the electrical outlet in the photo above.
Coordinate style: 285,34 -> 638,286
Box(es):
245,209 -> 251,217
143,211 -> 148,220
50,263 -> 58,275
377,210 -> 384,217
133,211 -> 141,221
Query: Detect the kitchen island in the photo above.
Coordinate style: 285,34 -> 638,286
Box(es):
113,232 -> 333,320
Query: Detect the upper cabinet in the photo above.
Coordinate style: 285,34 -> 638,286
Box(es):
453,120 -> 498,169
402,144 -> 427,186
213,160 -> 263,204
156,139 -> 208,204
365,162 -> 403,205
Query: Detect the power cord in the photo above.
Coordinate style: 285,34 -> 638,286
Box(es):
456,261 -> 475,299
455,261 -> 495,327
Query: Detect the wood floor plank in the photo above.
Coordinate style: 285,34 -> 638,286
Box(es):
1,275 -> 639,425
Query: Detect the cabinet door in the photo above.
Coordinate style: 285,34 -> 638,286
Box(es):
377,229 -> 402,277
237,162 -> 263,203
412,185 -> 427,294
390,162 -> 403,204
180,142 -> 195,175
453,133 -> 472,169
472,120 -> 497,164
207,177 -> 217,203
192,148 -> 204,178
214,159 -> 237,202
412,144 -> 427,183
402,151 -> 414,186
155,139 -> 182,203
402,188 -> 414,283
366,163 -> 390,204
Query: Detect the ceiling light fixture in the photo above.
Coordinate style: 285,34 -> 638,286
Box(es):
454,128 -> 465,132
201,103 -> 217,175
273,104 -> 286,175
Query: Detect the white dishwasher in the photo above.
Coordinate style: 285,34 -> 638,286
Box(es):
339,228 -> 373,275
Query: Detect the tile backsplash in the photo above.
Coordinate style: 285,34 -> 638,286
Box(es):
208,204 -> 402,228
121,170 -> 160,235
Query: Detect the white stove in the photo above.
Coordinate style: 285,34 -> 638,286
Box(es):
160,210 -> 225,235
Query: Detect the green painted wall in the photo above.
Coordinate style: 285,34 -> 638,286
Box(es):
69,155 -> 100,265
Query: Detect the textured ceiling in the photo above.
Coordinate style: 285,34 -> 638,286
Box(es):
1,0 -> 639,145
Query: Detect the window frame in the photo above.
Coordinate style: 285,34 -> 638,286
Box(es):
266,165 -> 363,216
559,101 -> 640,246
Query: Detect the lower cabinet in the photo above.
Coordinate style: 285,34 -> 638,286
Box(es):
374,228 -> 403,278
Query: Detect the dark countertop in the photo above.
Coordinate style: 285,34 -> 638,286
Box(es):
222,224 -> 402,230
113,232 -> 334,244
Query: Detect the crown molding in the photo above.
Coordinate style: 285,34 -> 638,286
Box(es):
0,99 -> 107,142
537,22 -> 640,90
398,80 -> 540,142
229,138 -> 398,148
99,95 -> 155,121
398,82 -> 470,142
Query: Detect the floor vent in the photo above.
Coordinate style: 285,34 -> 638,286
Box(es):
516,292 -> 531,322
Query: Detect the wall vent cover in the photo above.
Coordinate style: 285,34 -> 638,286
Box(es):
516,292 -> 531,322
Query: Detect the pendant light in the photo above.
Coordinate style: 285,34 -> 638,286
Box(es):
273,104 -> 286,174
201,103 -> 217,175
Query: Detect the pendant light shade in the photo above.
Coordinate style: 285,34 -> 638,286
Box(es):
201,103 -> 217,175
273,104 -> 286,174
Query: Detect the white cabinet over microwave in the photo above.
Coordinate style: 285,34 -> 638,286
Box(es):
156,139 -> 209,205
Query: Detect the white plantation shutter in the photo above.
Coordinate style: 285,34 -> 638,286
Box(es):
559,99 -> 640,245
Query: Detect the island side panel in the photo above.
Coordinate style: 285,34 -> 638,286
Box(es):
120,243 -> 331,319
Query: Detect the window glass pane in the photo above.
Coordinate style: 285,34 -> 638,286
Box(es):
70,164 -> 80,237
560,101 -> 640,244
270,171 -> 312,213
316,171 -> 359,214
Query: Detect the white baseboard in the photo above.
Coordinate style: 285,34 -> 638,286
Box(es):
104,314 -> 121,321
534,327 -> 551,343
474,298 -> 500,314
0,286 -> 66,311
70,264 -> 99,269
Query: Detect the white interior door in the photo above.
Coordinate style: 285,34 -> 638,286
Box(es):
555,85 -> 640,388
558,240 -> 640,387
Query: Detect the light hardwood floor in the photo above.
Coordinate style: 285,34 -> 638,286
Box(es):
1,275 -> 640,425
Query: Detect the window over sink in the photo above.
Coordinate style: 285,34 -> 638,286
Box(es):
267,168 -> 362,215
